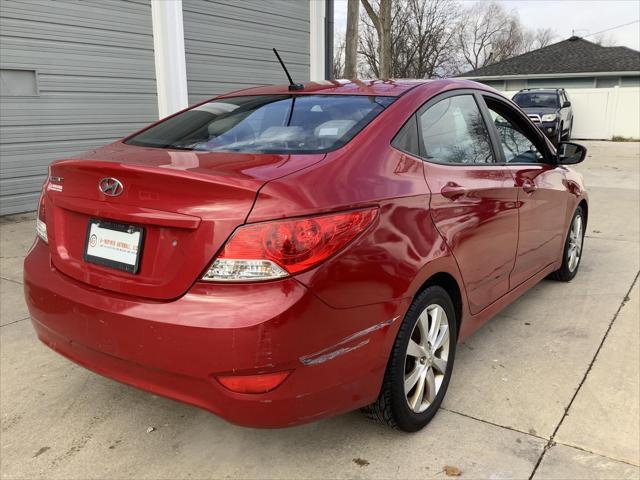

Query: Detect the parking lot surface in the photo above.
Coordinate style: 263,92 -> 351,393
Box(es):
1,141 -> 638,479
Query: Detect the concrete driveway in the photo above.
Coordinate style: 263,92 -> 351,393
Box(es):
1,141 -> 638,480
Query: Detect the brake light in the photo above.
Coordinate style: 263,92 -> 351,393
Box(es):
202,207 -> 378,281
216,371 -> 290,394
36,193 -> 48,244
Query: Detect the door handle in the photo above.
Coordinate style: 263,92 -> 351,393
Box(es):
521,179 -> 537,194
441,183 -> 467,200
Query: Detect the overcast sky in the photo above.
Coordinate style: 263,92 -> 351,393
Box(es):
333,0 -> 640,50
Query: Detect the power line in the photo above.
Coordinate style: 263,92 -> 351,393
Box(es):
582,19 -> 640,39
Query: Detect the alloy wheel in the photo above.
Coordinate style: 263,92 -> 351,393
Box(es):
403,304 -> 450,413
567,214 -> 583,272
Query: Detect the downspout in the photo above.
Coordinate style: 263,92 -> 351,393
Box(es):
325,0 -> 334,80
150,0 -> 188,118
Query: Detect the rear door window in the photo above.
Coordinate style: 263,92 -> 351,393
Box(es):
416,95 -> 494,164
391,114 -> 420,156
125,95 -> 394,154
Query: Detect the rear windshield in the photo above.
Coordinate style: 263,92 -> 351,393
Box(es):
125,95 -> 395,154
512,92 -> 559,109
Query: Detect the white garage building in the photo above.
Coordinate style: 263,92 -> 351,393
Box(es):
461,37 -> 640,142
0,0 -> 332,215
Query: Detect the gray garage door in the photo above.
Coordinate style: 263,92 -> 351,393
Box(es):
183,0 -> 310,104
0,0 -> 311,216
0,0 -> 158,215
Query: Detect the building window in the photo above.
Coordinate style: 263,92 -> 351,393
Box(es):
480,80 -> 506,90
621,76 -> 640,87
0,69 -> 39,96
596,77 -> 620,88
505,79 -> 527,91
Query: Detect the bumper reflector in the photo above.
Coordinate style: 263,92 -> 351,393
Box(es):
216,371 -> 291,394
36,218 -> 48,244
36,192 -> 48,244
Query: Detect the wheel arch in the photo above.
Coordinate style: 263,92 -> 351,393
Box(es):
578,199 -> 588,227
414,272 -> 463,335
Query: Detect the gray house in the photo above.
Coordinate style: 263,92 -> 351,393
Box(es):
0,0 -> 333,215
459,36 -> 640,140
460,36 -> 640,91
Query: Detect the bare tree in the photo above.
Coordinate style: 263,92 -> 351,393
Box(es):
402,0 -> 459,78
359,0 -> 459,78
338,0 -> 557,79
453,1 -> 529,72
361,0 -> 393,78
333,34 -> 345,78
344,0 -> 360,78
593,33 -> 616,46
522,27 -> 556,52
359,0 -> 410,77
533,28 -> 556,49
359,15 -> 380,77
492,16 -> 527,61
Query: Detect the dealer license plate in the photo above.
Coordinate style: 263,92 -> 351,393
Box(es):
84,219 -> 144,274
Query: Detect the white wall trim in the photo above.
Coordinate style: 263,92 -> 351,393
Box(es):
309,0 -> 326,81
459,71 -> 640,81
151,0 -> 189,118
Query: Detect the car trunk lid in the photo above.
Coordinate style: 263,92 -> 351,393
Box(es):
43,142 -> 324,300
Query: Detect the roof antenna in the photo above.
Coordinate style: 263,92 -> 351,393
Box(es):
273,48 -> 304,91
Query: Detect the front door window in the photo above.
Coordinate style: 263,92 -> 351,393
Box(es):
488,109 -> 545,164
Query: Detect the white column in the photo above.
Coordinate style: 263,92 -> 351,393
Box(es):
309,0 -> 326,81
151,0 -> 189,118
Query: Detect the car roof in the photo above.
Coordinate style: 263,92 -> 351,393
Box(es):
516,89 -> 563,94
216,78 -> 484,98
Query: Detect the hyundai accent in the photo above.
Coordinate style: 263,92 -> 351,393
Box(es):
24,79 -> 588,431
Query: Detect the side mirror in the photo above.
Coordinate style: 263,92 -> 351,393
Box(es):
563,100 -> 571,108
558,142 -> 586,164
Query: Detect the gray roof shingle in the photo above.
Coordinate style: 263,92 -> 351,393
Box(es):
461,37 -> 640,77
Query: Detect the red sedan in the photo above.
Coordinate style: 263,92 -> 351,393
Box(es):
24,79 -> 588,431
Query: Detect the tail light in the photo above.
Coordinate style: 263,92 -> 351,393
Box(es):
36,192 -> 48,244
202,207 -> 378,282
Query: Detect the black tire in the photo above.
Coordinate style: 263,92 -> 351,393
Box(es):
361,286 -> 457,432
555,123 -> 563,146
550,206 -> 585,282
563,120 -> 572,141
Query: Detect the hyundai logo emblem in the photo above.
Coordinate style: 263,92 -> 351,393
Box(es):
99,177 -> 124,196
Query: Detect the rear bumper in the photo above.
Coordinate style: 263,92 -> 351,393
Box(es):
24,240 -> 407,427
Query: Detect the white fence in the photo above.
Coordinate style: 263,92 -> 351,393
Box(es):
503,87 -> 640,140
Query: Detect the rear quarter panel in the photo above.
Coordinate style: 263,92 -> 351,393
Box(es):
247,83 -> 477,310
